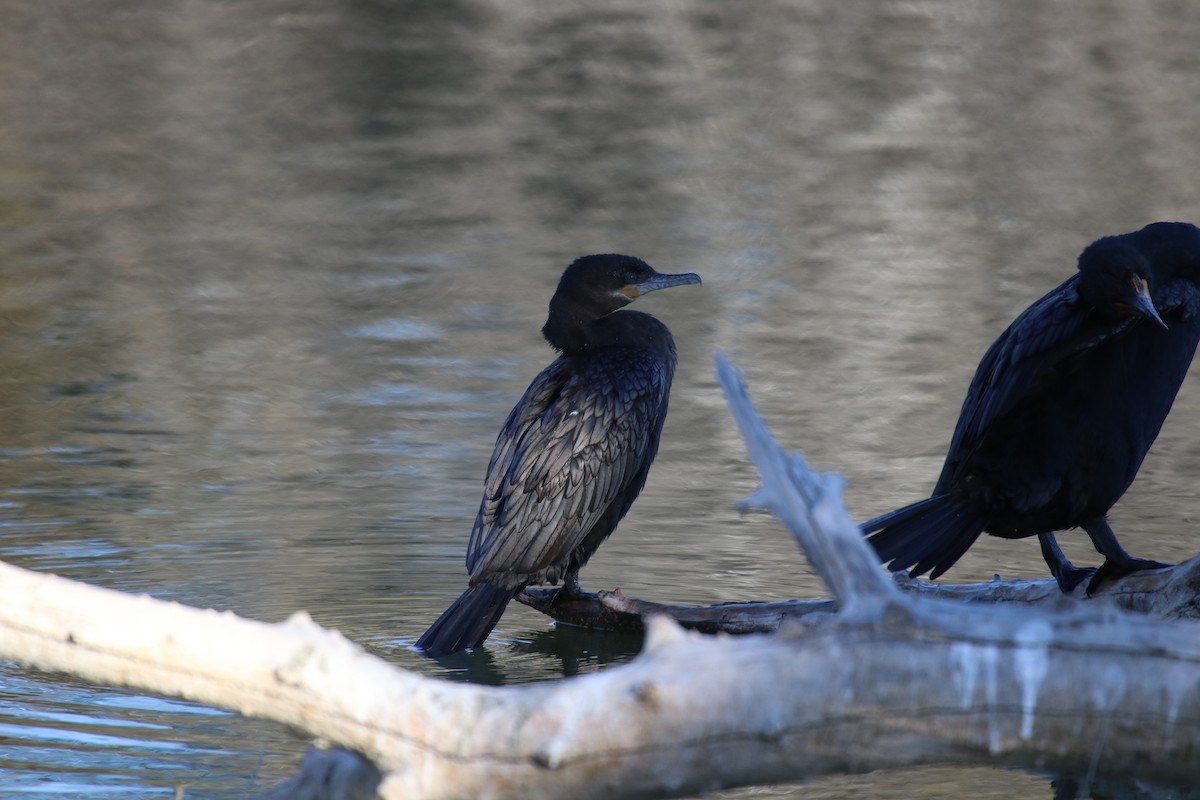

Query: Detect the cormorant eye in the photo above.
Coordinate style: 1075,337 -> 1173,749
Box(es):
624,270 -> 639,284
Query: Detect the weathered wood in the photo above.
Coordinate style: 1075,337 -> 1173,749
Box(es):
1,352 -> 1199,800
715,353 -> 900,612
517,560 -> 1200,634
516,587 -> 836,634
254,747 -> 381,800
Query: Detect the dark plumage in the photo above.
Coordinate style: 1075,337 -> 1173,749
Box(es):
416,254 -> 700,656
863,222 -> 1200,592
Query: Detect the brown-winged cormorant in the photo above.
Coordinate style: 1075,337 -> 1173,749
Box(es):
416,254 -> 700,656
862,222 -> 1200,592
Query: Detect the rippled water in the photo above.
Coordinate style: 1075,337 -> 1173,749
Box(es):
0,1 -> 1198,797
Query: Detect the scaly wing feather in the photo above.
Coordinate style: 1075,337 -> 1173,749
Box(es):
936,273 -> 1135,491
465,351 -> 666,585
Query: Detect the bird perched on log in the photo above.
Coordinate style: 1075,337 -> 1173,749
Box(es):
416,254 -> 700,656
862,222 -> 1200,592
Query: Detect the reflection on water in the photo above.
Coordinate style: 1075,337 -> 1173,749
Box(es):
0,0 -> 1198,797
0,666 -> 291,798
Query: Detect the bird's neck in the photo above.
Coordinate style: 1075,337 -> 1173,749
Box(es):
542,300 -> 653,355
543,295 -> 604,354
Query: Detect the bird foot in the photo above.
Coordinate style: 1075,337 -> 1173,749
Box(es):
551,576 -> 590,604
1051,564 -> 1097,594
1086,557 -> 1172,595
1039,534 -> 1095,593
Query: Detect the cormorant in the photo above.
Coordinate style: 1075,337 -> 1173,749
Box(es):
416,254 -> 700,656
862,222 -> 1200,592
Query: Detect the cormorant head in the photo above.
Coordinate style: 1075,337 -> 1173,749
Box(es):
552,254 -> 701,318
542,254 -> 701,354
1127,221 -> 1200,285
1077,236 -> 1167,329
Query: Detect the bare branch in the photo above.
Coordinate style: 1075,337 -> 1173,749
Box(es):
517,560 -> 1200,634
516,587 -> 836,634
713,352 -> 899,611
1,353 -> 1199,800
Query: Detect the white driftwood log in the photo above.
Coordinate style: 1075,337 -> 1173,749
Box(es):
0,353 -> 1197,800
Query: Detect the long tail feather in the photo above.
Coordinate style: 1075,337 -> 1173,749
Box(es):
862,495 -> 989,580
415,583 -> 515,657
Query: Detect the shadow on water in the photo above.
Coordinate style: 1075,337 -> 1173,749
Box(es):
0,0 -> 1198,797
420,624 -> 644,687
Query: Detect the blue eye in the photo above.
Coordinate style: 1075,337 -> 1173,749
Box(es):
624,271 -> 638,283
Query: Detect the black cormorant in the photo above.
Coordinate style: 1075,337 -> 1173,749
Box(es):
416,254 -> 700,656
862,222 -> 1200,592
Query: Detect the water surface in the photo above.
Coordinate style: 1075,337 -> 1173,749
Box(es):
0,1 -> 1198,797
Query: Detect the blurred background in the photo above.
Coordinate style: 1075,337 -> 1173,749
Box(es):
0,0 -> 1198,797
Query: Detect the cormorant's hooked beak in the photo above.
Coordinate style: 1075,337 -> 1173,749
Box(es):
1127,276 -> 1167,330
623,271 -> 702,299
